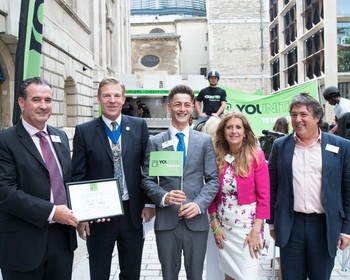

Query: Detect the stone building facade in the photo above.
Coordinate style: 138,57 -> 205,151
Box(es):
131,33 -> 181,79
130,0 -> 271,94
207,0 -> 271,94
129,16 -> 209,122
269,0 -> 350,120
0,0 -> 130,131
130,17 -> 208,88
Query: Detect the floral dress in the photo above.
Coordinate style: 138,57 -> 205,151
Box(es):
217,164 -> 262,280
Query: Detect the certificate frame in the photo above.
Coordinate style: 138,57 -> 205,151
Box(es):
66,178 -> 124,222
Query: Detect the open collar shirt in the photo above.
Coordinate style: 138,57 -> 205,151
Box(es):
292,131 -> 324,214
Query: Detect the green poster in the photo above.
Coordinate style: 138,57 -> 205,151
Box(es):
149,151 -> 183,177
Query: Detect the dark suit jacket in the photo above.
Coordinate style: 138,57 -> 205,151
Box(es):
268,131 -> 350,257
0,120 -> 77,272
71,115 -> 150,229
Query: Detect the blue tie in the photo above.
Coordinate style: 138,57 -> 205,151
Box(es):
176,132 -> 186,165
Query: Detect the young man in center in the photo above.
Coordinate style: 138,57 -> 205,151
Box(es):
142,84 -> 219,280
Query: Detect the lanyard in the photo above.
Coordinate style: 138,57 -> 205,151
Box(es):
104,122 -> 122,144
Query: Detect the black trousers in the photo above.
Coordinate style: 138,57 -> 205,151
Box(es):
280,212 -> 335,280
1,224 -> 73,280
87,201 -> 144,280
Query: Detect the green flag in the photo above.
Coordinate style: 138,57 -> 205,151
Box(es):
149,151 -> 183,177
13,0 -> 45,125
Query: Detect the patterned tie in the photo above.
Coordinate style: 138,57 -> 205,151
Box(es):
176,132 -> 186,165
111,122 -> 124,196
36,131 -> 67,205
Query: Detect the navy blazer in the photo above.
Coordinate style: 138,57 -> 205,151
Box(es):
72,115 -> 150,229
0,120 -> 77,271
268,131 -> 350,257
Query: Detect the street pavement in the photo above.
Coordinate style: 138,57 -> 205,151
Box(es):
0,230 -> 348,280
71,230 -> 350,280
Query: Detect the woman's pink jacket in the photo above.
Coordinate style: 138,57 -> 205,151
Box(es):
208,149 -> 270,219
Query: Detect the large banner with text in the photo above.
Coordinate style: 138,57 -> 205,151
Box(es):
125,80 -> 319,136
224,80 -> 319,136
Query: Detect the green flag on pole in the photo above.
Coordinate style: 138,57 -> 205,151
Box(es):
13,0 -> 45,125
149,151 -> 183,177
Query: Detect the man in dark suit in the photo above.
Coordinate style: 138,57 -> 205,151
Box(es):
142,84 -> 219,280
72,77 -> 154,280
268,93 -> 350,280
0,77 -> 78,280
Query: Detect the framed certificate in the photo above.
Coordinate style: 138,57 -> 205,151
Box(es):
66,178 -> 124,222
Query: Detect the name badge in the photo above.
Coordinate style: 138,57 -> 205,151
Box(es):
325,144 -> 339,154
50,135 -> 61,143
225,154 -> 235,164
162,140 -> 173,149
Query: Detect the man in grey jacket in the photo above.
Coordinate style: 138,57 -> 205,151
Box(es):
142,84 -> 219,280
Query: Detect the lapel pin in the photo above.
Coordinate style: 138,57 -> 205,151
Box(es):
126,126 -> 130,131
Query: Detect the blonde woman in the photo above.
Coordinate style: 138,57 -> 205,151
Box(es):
208,112 -> 270,280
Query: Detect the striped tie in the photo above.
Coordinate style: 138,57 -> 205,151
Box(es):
36,131 -> 67,205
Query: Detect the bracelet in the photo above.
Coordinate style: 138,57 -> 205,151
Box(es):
209,215 -> 217,225
212,224 -> 221,235
209,215 -> 216,222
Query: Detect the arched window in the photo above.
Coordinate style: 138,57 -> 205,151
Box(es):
150,28 -> 165,34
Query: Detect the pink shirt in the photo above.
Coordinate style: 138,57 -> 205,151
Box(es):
293,133 -> 324,213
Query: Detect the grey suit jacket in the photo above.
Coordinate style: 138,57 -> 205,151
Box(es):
142,128 -> 219,232
268,131 -> 350,257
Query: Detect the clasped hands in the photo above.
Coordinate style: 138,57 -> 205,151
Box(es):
166,190 -> 199,219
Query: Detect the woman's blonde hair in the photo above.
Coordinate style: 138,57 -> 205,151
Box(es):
214,112 -> 259,177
